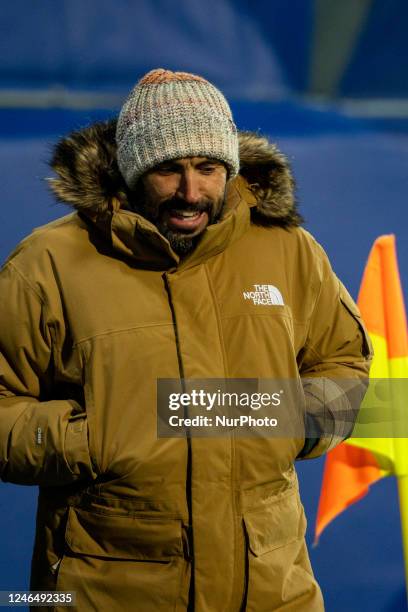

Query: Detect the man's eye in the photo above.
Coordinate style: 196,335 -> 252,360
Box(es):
199,165 -> 217,174
156,167 -> 175,175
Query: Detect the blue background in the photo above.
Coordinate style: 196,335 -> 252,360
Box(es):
1,2 -> 408,610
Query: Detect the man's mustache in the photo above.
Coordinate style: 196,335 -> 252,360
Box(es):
161,198 -> 211,214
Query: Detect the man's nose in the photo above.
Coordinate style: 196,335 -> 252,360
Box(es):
177,172 -> 201,204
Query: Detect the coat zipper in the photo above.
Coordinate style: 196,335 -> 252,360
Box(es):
163,272 -> 195,608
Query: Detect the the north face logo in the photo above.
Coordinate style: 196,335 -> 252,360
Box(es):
243,284 -> 284,306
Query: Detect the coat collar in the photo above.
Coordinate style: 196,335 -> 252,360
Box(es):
82,174 -> 250,269
47,119 -> 303,268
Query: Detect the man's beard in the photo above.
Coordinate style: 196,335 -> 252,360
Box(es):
157,226 -> 199,256
134,191 -> 225,256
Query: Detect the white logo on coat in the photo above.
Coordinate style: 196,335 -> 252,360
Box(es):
243,284 -> 284,306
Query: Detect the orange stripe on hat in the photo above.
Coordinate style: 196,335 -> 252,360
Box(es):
139,69 -> 208,85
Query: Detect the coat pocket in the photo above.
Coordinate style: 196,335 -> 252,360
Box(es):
244,488 -> 305,557
243,489 -> 323,611
65,507 -> 183,560
339,283 -> 372,360
55,507 -> 189,612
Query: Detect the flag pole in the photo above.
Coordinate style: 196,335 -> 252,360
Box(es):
391,374 -> 408,600
395,415 -> 408,600
391,366 -> 408,600
397,474 -> 408,600
384,235 -> 408,599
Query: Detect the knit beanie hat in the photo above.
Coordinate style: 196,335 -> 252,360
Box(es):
116,68 -> 240,189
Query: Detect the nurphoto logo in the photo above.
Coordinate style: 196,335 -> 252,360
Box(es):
243,284 -> 284,306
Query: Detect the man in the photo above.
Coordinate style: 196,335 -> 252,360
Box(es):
0,69 -> 371,610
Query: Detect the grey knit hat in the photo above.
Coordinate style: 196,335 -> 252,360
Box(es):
116,68 -> 240,188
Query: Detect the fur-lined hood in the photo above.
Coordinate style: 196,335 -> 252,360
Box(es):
48,119 -> 302,228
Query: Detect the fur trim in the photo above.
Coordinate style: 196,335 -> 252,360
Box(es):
48,119 -> 302,227
48,121 -> 128,214
239,132 -> 302,227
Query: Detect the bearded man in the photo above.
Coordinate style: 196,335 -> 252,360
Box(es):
0,69 -> 372,611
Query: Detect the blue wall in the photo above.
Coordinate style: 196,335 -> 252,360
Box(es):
341,0 -> 408,98
2,0 -> 408,98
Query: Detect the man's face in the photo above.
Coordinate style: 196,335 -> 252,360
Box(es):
137,157 -> 228,255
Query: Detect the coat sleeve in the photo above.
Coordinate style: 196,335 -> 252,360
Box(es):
0,261 -> 97,486
296,240 -> 373,460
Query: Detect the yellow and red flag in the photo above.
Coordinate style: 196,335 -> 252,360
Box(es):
315,234 -> 408,542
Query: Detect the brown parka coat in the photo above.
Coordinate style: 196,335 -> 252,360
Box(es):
0,122 -> 372,611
